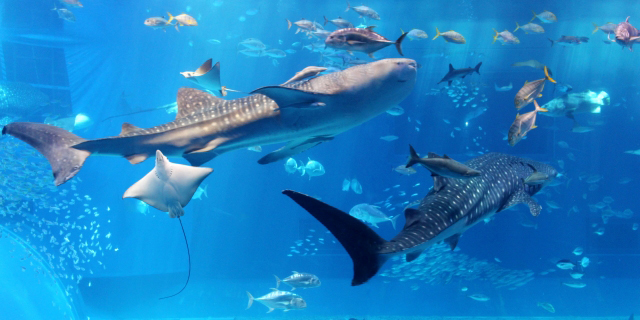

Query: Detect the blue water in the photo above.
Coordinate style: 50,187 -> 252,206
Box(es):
1,0 -> 640,319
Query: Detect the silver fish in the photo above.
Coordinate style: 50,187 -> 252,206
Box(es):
514,66 -> 555,110
508,100 -> 548,146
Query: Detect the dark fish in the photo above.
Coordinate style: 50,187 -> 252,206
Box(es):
614,16 -> 640,51
0,81 -> 50,118
514,66 -> 556,110
283,153 -> 557,285
556,259 -> 576,270
524,171 -> 551,185
406,145 -> 481,184
548,35 -> 589,46
437,62 -> 482,86
325,26 -> 407,58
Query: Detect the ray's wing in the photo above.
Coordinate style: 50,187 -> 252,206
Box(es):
123,168 -> 169,212
168,163 -> 213,207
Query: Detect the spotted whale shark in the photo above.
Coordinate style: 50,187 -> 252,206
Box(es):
2,58 -> 417,186
284,152 -> 557,286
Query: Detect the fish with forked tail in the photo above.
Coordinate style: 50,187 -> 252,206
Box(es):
406,145 -> 481,184
325,26 -> 407,59
437,63 -> 482,86
274,272 -> 321,290
2,59 -> 417,186
345,1 -> 380,20
433,28 -> 466,44
283,153 -> 557,285
514,66 -> 556,110
548,35 -> 589,46
508,100 -> 548,146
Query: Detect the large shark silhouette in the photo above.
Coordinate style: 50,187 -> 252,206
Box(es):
284,153 -> 557,286
3,59 -> 417,186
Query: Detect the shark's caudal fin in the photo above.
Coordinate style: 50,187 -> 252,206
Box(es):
283,190 -> 389,286
395,32 -> 408,56
474,62 -> 482,74
2,122 -> 91,186
405,144 -> 421,168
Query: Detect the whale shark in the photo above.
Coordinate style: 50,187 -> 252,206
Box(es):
283,153 -> 557,286
2,58 -> 417,186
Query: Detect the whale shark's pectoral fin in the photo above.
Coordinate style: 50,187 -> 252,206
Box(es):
258,136 -> 334,164
183,152 -> 218,167
250,86 -> 333,110
499,190 -> 542,216
444,234 -> 460,251
403,208 -> 422,229
405,250 -> 423,262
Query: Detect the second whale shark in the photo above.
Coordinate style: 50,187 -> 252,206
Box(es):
3,59 -> 417,186
284,152 -> 557,286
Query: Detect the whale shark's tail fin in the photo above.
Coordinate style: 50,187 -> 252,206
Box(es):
2,122 -> 91,186
283,190 -> 389,286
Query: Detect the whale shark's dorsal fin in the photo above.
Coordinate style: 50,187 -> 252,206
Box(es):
175,87 -> 225,119
403,208 -> 421,230
448,64 -> 455,72
120,122 -> 142,136
427,152 -> 441,158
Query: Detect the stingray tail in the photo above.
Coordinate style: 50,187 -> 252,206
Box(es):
2,122 -> 91,186
159,216 -> 191,299
283,190 -> 389,286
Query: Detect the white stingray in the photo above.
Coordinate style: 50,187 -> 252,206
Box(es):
123,150 -> 213,218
